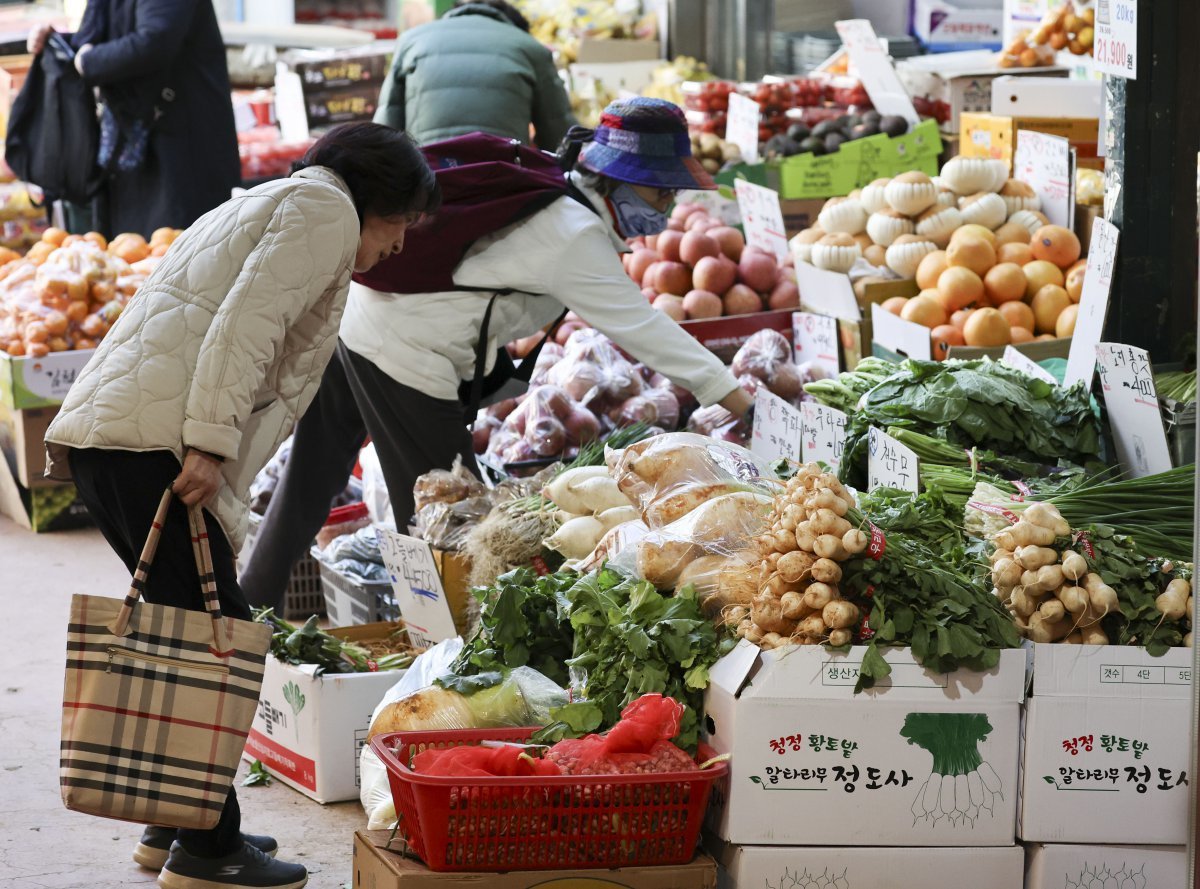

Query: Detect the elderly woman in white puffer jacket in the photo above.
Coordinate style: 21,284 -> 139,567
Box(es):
42,122 -> 438,889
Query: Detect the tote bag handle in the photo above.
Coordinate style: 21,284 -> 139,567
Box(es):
108,488 -> 233,655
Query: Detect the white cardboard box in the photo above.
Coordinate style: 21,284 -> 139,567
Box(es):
1024,843 -> 1188,889
242,623 -> 406,803
705,641 -> 1026,846
1018,645 -> 1192,845
912,0 -> 1004,51
711,841 -> 1024,889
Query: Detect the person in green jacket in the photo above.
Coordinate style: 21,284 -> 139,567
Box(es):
376,0 -> 576,148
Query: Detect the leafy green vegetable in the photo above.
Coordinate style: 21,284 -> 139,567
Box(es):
838,359 -> 1101,489
839,508 -> 1021,692
254,610 -> 413,675
448,568 -> 577,687
1155,369 -> 1197,403
854,486 -> 965,553
533,569 -> 727,752
803,356 -> 896,413
242,760 -> 272,787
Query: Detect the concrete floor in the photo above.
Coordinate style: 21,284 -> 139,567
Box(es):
0,517 -> 365,889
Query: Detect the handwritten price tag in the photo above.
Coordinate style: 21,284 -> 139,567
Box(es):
751,388 -> 803,464
867,426 -> 919,493
801,402 -> 847,471
735,179 -> 788,264
376,529 -> 458,648
1093,0 -> 1137,79
793,312 -> 840,378
1095,342 -> 1172,477
1065,218 -> 1119,388
1013,130 -> 1074,228
835,19 -> 920,127
726,93 -> 761,164
1002,345 -> 1057,384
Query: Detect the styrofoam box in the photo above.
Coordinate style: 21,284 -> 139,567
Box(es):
711,841 -> 1024,889
705,641 -> 1026,847
990,75 -> 1103,117
1018,645 -> 1192,845
1024,843 -> 1188,889
243,631 -> 404,803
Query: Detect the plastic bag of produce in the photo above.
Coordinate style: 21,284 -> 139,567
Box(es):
486,384 -> 598,465
610,489 -> 772,589
414,496 -> 495,551
321,525 -> 385,565
546,329 -> 644,414
686,403 -> 751,446
608,431 -> 779,529
545,694 -> 697,776
730,329 -> 805,405
413,456 -> 487,512
577,519 -> 652,573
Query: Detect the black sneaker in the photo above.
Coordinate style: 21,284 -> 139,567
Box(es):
134,827 -> 278,871
157,841 -> 305,889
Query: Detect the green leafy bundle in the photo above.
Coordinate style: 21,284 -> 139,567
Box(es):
838,359 -> 1101,488
535,569 -> 727,751
802,356 -> 896,414
254,610 -> 413,675
854,486 -> 965,553
449,568 -> 577,687
839,508 -> 1021,692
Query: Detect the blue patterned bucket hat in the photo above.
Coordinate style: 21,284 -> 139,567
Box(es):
579,97 -> 716,191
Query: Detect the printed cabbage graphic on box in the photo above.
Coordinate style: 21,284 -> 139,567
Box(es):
766,867 -> 850,889
1063,862 -> 1148,889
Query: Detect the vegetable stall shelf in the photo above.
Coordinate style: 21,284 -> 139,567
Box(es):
370,727 -> 725,872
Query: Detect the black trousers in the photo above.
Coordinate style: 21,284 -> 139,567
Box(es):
240,341 -> 476,611
70,447 -> 248,859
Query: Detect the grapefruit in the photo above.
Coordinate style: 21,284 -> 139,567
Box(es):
950,308 -> 973,331
951,223 -> 997,248
1056,303 -> 1080,338
983,263 -> 1027,305
963,307 -> 1012,347
993,222 -> 1032,247
901,294 -> 948,329
946,233 -> 996,277
1065,260 -> 1086,303
1010,326 -> 1035,344
997,300 -> 1035,332
997,242 -> 1034,265
1030,225 -> 1082,269
916,250 -> 949,290
1023,260 -> 1065,300
882,296 -> 909,315
931,324 -> 965,360
937,266 -> 985,311
1031,284 -> 1071,334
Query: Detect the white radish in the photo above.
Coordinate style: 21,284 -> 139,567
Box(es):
1061,551 -> 1087,582
1023,501 -> 1070,536
842,528 -> 869,555
1016,545 -> 1059,570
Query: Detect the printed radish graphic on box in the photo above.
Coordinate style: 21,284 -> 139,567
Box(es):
1023,843 -> 1187,889
705,642 -> 1024,846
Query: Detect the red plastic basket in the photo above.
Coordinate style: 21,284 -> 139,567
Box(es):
370,727 -> 726,872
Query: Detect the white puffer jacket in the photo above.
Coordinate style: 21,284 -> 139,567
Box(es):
45,167 -> 360,551
340,174 -> 740,407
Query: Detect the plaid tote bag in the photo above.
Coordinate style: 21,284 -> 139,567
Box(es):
60,489 -> 271,829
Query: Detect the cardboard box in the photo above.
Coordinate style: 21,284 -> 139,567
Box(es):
0,402 -> 54,488
710,841 -> 1024,889
959,111 -> 1100,171
1018,645 -> 1192,845
0,456 -> 89,532
353,831 -> 718,888
278,43 -> 392,91
243,623 -> 409,803
989,75 -> 1103,119
780,198 -> 824,239
431,548 -> 473,635
305,83 -> 380,127
945,337 -> 1072,361
0,348 -> 94,410
912,0 -> 1004,52
897,51 -> 1067,134
680,310 -> 798,365
575,38 -> 661,65
778,122 -> 943,200
705,641 -> 1025,847
1024,843 -> 1187,888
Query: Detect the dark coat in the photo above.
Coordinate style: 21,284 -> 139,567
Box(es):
73,0 -> 240,238
376,4 -> 575,149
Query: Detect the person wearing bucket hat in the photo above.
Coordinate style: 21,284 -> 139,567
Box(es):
239,101 -> 753,613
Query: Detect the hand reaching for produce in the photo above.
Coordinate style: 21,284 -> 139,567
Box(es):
27,24 -> 52,55
719,385 -> 754,424
173,448 -> 223,507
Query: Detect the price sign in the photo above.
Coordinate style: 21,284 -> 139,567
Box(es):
1095,342 -> 1172,477
1013,130 -> 1074,228
835,19 -> 920,127
726,93 -> 761,164
376,529 -> 458,648
801,402 -> 847,470
735,179 -> 788,263
793,312 -> 840,378
1065,218 -> 1119,388
1093,0 -> 1138,79
1001,345 -> 1058,384
867,426 -> 919,493
751,388 -> 803,464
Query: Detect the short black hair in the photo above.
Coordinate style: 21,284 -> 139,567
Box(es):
296,122 -> 441,222
454,0 -> 530,32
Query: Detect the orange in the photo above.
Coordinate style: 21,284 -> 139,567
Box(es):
997,300 -> 1035,332
963,307 -> 1011,347
946,234 -> 996,277
1031,284 -> 1071,334
1030,225 -> 1082,269
983,263 -> 1027,305
937,266 -> 984,311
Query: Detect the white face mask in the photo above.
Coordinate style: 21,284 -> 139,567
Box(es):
608,183 -> 669,237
